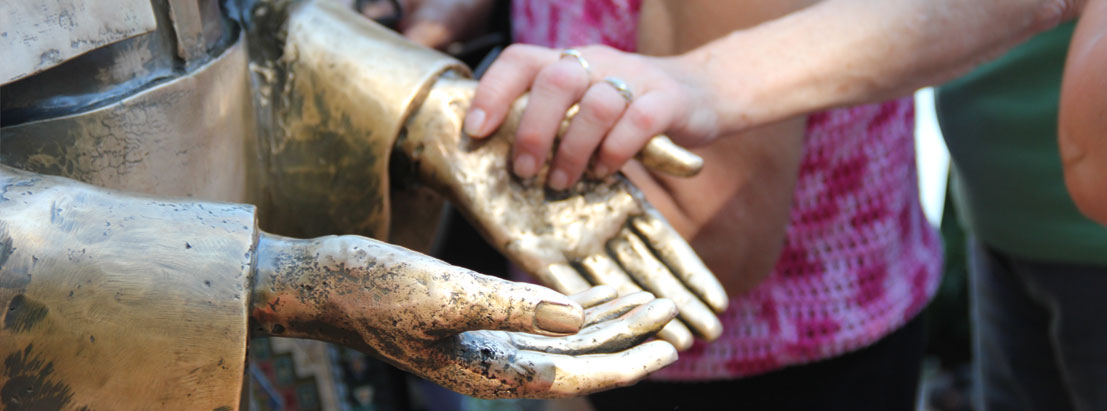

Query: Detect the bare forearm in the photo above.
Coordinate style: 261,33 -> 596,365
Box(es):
684,0 -> 1086,132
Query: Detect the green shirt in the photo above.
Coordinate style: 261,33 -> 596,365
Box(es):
936,22 -> 1107,265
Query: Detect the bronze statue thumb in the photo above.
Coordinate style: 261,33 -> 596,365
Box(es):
248,233 -> 585,348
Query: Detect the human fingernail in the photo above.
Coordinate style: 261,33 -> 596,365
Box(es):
594,163 -> 610,178
514,153 -> 537,177
463,108 -> 485,136
535,301 -> 583,334
548,169 -> 569,190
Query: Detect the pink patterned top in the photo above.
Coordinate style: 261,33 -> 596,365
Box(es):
511,0 -> 942,380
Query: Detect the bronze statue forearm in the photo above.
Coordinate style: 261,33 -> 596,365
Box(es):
249,233 -> 678,398
0,166 -> 679,405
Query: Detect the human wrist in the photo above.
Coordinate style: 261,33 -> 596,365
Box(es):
672,32 -> 795,137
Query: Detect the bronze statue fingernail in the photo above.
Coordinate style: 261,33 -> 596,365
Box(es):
534,301 -> 584,334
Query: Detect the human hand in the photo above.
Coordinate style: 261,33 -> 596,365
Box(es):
361,0 -> 495,50
251,234 -> 678,398
397,76 -> 729,350
463,44 -> 723,190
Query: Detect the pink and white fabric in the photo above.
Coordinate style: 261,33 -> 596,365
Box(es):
511,0 -> 942,380
511,0 -> 642,52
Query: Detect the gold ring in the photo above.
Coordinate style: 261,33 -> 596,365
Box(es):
603,76 -> 634,102
559,49 -> 591,75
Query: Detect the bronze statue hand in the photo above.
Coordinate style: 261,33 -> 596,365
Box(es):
250,234 -> 678,398
398,76 -> 728,350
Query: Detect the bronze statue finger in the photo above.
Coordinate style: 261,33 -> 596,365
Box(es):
570,285 -> 620,309
630,210 -> 729,313
544,262 -> 595,294
583,291 -> 656,328
636,136 -> 705,177
578,253 -> 645,296
578,252 -> 694,350
537,340 -> 679,397
609,228 -> 723,341
655,317 -> 695,351
503,298 -> 677,354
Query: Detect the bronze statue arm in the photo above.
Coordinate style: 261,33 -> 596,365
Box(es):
249,233 -> 678,398
0,165 -> 678,403
237,0 -> 724,349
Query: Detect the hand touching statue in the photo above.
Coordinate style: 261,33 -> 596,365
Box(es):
398,76 -> 729,350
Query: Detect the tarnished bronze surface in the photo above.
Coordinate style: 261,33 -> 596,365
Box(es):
398,76 -> 728,349
0,0 -> 157,84
0,165 -> 255,410
251,234 -> 678,398
245,0 -> 467,240
1,34 -> 258,205
0,0 -> 722,404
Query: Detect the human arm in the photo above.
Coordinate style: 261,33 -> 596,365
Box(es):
466,0 -> 1087,186
622,123 -> 804,295
622,0 -> 809,295
1059,0 -> 1107,225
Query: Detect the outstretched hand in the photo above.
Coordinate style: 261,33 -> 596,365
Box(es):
251,234 -> 678,398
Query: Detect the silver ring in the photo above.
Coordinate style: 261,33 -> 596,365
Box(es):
602,76 -> 634,102
559,49 -> 591,75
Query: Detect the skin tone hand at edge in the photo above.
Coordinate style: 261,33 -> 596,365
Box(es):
1059,0 -> 1107,224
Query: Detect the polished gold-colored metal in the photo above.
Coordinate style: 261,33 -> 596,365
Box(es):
559,49 -> 593,75
399,76 -> 726,346
602,76 -> 635,102
637,136 -> 705,178
246,0 -> 467,240
0,0 -> 158,84
0,166 -> 255,410
1,35 -> 258,205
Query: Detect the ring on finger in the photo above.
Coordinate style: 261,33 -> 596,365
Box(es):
602,76 -> 634,103
559,49 -> 592,76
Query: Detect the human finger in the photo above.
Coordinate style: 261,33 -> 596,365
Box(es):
609,227 -> 723,341
630,210 -> 728,313
465,44 -> 558,138
595,91 -> 678,177
548,83 -> 627,190
512,59 -> 591,178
